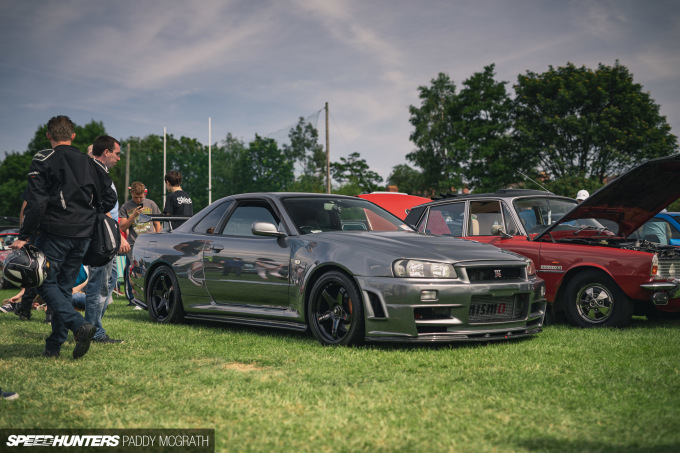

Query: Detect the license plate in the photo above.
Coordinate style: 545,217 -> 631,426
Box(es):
469,296 -> 522,323
469,302 -> 509,317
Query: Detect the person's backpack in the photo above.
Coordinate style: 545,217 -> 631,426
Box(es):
83,213 -> 121,267
82,161 -> 121,267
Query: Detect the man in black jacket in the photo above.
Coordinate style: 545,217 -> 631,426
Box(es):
11,115 -> 117,359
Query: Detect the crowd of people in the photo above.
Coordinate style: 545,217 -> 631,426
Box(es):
1,115 -> 194,367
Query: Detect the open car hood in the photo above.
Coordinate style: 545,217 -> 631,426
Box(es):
535,153 -> 680,240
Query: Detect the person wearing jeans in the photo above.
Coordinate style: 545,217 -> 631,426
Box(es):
12,116 -> 116,359
34,233 -> 93,354
83,136 -> 128,344
84,259 -> 118,343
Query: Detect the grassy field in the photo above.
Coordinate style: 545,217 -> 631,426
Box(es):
1,289 -> 679,453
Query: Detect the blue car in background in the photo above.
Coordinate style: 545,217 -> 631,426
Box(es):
630,212 -> 680,246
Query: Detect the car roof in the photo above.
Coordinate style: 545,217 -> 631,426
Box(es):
430,188 -> 556,201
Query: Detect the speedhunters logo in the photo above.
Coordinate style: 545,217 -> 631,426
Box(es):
6,435 -> 119,447
1,429 -> 214,452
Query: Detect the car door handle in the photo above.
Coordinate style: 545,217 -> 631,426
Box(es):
211,244 -> 224,252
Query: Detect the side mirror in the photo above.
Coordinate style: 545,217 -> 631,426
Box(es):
252,222 -> 286,237
491,224 -> 513,239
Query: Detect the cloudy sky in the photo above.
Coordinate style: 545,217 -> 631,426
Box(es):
1,0 -> 678,181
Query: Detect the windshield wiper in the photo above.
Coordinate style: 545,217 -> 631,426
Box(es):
573,225 -> 612,236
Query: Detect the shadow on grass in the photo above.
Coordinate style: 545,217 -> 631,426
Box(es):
108,307 -> 538,352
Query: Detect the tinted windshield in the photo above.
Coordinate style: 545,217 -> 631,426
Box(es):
513,197 -> 605,234
283,197 -> 411,234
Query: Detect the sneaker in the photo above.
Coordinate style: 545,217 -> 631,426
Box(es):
1,388 -> 19,400
42,348 -> 60,358
73,323 -> 96,359
0,303 -> 13,313
93,335 -> 123,344
133,305 -> 143,310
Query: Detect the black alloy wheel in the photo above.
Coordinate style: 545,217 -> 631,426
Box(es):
308,271 -> 365,346
147,266 -> 185,323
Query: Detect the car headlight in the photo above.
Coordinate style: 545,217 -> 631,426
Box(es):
526,259 -> 536,276
393,260 -> 457,278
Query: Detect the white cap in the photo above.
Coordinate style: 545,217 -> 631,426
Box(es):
576,190 -> 589,201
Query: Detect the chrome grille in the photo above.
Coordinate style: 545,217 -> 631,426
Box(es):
658,259 -> 680,279
469,295 -> 526,323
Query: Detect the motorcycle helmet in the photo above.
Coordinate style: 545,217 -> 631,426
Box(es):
2,244 -> 48,288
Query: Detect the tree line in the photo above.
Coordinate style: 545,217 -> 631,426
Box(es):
391,61 -> 677,199
0,117 -> 384,216
1,61 -> 677,217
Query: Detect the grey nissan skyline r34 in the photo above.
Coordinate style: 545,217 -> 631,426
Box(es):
126,193 -> 546,345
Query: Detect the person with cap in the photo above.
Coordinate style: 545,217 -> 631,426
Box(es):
576,190 -> 589,203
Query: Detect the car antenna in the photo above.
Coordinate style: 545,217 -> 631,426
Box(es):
517,170 -> 550,192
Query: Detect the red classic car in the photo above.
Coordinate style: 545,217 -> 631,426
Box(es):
376,154 -> 680,327
358,192 -> 430,220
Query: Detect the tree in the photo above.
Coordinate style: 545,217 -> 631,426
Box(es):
407,66 -> 532,194
407,73 -> 461,193
235,135 -> 294,193
283,117 -> 326,193
331,152 -> 383,194
456,65 -> 522,192
211,133 -> 248,197
513,62 -> 678,183
387,164 -> 424,195
0,153 -> 32,216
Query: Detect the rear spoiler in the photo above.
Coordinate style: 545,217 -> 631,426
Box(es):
137,214 -> 192,231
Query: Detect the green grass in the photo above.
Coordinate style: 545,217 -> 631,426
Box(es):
2,289 -> 680,452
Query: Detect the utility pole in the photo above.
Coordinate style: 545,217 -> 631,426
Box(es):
325,102 -> 330,194
163,127 -> 167,207
125,142 -> 130,203
209,117 -> 212,205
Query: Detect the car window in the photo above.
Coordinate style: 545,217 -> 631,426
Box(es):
193,201 -> 232,235
513,197 -> 578,233
420,203 -> 464,236
469,201 -> 504,236
283,197 -> 406,234
222,202 -> 280,237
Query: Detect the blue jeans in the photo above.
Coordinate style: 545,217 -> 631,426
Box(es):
84,259 -> 117,340
35,233 -> 90,353
84,262 -> 108,340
